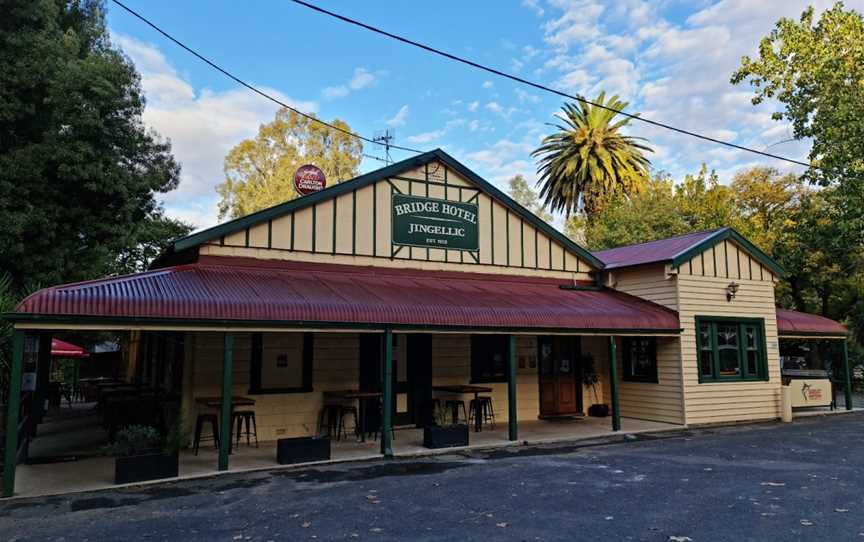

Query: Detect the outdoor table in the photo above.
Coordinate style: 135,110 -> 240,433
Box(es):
196,396 -> 256,453
432,385 -> 494,432
323,390 -> 382,442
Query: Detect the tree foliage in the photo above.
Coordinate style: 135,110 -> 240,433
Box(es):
507,174 -> 552,222
532,93 -> 652,219
0,0 -> 182,290
216,108 -> 363,220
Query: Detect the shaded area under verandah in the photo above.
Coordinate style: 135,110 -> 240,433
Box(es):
3,257 -> 684,498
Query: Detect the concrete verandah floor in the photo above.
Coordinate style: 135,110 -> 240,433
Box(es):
13,416 -> 675,499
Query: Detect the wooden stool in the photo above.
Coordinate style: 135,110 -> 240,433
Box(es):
193,413 -> 220,455
469,396 -> 496,429
444,399 -> 468,424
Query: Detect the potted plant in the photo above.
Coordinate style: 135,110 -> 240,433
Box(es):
277,424 -> 330,465
423,403 -> 469,449
109,423 -> 181,485
582,354 -> 609,417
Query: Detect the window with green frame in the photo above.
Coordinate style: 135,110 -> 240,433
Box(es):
696,317 -> 768,382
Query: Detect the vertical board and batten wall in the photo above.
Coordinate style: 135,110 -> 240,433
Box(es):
675,239 -> 781,425
200,161 -> 595,280
603,267 -> 685,424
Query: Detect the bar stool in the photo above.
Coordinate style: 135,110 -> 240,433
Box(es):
469,396 -> 496,429
193,413 -> 220,455
443,399 -> 468,424
318,404 -> 341,437
232,410 -> 259,448
337,405 -> 358,441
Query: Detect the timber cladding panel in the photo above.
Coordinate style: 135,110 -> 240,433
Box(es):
676,242 -> 781,424
200,161 -> 595,280
604,265 -> 684,424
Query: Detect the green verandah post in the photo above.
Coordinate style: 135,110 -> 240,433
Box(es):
843,340 -> 853,411
2,330 -> 24,498
508,335 -> 518,441
608,336 -> 621,431
219,332 -> 234,471
381,329 -> 393,458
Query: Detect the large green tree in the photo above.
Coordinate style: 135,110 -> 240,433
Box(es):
507,174 -> 552,222
216,108 -> 363,220
0,0 -> 181,290
731,2 -> 864,235
532,92 -> 652,219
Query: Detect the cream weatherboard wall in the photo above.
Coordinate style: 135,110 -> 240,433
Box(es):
603,266 -> 685,425
199,161 -> 595,281
675,239 -> 781,425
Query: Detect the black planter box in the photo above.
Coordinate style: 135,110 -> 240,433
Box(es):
277,437 -> 331,465
114,452 -> 179,485
588,404 -> 610,417
423,424 -> 469,449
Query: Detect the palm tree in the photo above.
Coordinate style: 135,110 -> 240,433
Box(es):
532,92 -> 652,218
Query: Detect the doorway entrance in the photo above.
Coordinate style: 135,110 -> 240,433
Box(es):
538,336 -> 583,417
359,333 -> 432,431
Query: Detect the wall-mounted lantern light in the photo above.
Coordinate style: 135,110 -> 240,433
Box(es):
726,281 -> 740,302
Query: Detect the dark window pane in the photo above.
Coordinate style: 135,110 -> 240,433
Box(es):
747,351 -> 758,375
699,323 -> 714,377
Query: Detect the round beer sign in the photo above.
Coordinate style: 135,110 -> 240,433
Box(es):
293,164 -> 327,195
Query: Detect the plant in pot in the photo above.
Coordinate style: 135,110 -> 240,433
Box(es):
109,424 -> 180,485
277,423 -> 331,465
582,354 -> 609,417
423,402 -> 469,449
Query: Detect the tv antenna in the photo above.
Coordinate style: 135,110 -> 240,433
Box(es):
371,129 -> 395,164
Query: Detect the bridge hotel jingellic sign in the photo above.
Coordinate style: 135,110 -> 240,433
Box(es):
392,194 -> 479,251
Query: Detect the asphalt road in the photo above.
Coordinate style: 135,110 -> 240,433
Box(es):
2,412 -> 864,541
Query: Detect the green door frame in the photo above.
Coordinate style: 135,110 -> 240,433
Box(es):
608,336 -> 621,431
842,340 -> 853,411
218,332 -> 234,471
2,330 -> 24,498
507,335 -> 518,441
381,329 -> 393,457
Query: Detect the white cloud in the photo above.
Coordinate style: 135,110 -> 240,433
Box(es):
406,129 -> 446,144
113,33 -> 317,230
482,80 -> 494,89
467,101 -> 480,112
386,105 -> 409,127
323,67 -> 378,100
522,0 -> 545,17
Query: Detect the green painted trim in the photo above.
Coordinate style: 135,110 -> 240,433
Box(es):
244,228 -> 250,248
352,190 -> 357,255
5,312 -> 682,335
695,316 -> 769,383
608,336 -> 620,431
843,340 -> 853,410
2,330 -> 23,497
381,330 -> 393,457
507,334 -> 518,441
777,331 -> 849,338
670,228 -> 786,278
219,332 -> 234,471
170,149 -> 604,269
290,213 -> 295,251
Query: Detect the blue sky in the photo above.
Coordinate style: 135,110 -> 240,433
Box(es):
106,0 -> 855,230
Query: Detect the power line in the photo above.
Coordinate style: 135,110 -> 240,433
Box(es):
287,0 -> 816,171
110,0 -> 425,155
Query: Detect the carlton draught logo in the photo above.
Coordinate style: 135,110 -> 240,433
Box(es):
293,164 -> 327,195
392,194 -> 479,251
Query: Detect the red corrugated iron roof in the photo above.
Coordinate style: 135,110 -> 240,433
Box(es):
51,338 -> 89,358
592,229 -> 723,270
776,309 -> 847,337
15,256 -> 680,332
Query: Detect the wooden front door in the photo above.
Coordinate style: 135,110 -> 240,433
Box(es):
538,336 -> 583,417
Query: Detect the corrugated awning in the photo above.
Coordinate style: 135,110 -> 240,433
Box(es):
13,256 -> 681,333
776,309 -> 847,338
